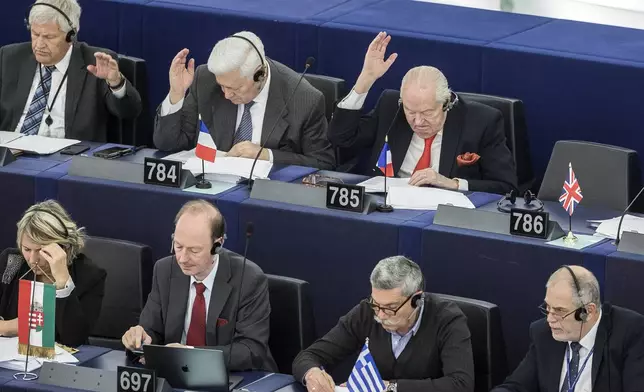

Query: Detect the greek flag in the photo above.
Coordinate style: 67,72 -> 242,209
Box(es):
348,341 -> 386,392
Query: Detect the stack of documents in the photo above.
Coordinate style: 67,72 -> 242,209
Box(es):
591,214 -> 644,239
183,156 -> 272,183
387,186 -> 475,210
0,337 -> 78,371
0,135 -> 79,154
357,176 -> 414,193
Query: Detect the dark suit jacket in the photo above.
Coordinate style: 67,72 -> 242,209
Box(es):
0,41 -> 142,142
329,89 -> 517,194
0,248 -> 107,347
153,59 -> 335,169
492,303 -> 644,392
138,248 -> 277,372
292,293 -> 474,392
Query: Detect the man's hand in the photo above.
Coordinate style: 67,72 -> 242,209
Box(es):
354,32 -> 398,94
304,367 -> 335,392
122,325 -> 152,350
39,243 -> 69,289
87,52 -> 122,87
408,168 -> 459,190
228,141 -> 269,160
169,48 -> 195,104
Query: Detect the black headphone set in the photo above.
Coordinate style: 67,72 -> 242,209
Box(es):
497,189 -> 544,213
229,35 -> 267,83
25,2 -> 77,43
561,265 -> 589,322
170,215 -> 227,256
398,91 -> 459,113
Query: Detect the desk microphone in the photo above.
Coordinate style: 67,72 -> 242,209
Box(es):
614,185 -> 644,246
226,222 -> 254,372
247,57 -> 315,189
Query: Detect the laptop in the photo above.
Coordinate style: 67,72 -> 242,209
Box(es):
143,345 -> 243,391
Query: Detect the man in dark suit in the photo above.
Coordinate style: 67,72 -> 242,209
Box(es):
0,0 -> 142,141
330,32 -> 516,194
122,199 -> 277,372
153,31 -> 335,170
492,265 -> 644,392
293,256 -> 474,392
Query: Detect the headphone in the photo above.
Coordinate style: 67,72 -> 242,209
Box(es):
170,215 -> 227,256
561,265 -> 588,322
410,273 -> 426,309
497,189 -> 544,213
229,34 -> 267,83
25,2 -> 77,43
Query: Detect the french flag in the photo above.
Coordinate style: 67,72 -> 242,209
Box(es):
376,137 -> 393,177
196,117 -> 217,162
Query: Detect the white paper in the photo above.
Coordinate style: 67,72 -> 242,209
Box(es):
0,135 -> 79,154
0,131 -> 22,144
357,176 -> 413,193
594,214 -> 644,240
387,186 -> 475,210
335,387 -> 349,392
0,337 -> 78,371
183,156 -> 272,180
165,149 -> 230,164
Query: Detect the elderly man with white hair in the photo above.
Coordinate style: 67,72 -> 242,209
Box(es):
0,0 -> 142,141
154,32 -> 335,170
330,32 -> 517,194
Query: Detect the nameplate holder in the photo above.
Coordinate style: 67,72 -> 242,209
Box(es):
250,179 -> 376,214
617,231 -> 644,256
434,204 -> 565,241
69,156 -> 195,189
0,147 -> 16,167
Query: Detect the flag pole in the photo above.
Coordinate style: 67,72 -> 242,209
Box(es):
376,171 -> 394,213
13,273 -> 39,381
195,159 -> 212,189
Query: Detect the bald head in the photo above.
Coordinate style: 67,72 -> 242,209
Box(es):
174,199 -> 225,240
547,266 -> 601,308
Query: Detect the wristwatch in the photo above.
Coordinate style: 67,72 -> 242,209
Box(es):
385,381 -> 398,392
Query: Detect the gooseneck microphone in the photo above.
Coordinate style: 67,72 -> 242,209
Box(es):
247,57 -> 316,189
614,185 -> 644,246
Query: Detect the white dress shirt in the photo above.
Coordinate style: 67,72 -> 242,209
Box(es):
338,89 -> 468,190
160,67 -> 274,161
55,276 -> 75,299
181,255 -> 219,345
14,45 -> 126,138
558,310 -> 602,392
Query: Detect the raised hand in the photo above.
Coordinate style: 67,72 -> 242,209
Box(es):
87,52 -> 122,87
355,32 -> 398,93
169,48 -> 195,104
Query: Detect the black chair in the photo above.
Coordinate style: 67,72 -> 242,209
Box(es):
304,74 -> 345,122
107,54 -> 151,147
538,140 -> 642,211
83,236 -> 154,349
435,294 -> 508,392
458,92 -> 535,192
266,274 -> 316,374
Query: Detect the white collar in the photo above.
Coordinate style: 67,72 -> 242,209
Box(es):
46,44 -> 73,74
189,254 -> 219,292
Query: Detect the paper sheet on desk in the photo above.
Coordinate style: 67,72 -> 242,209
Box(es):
0,135 -> 79,154
357,176 -> 413,192
387,186 -> 475,210
0,131 -> 22,144
164,149 -> 230,164
593,214 -> 644,239
0,337 -> 78,371
183,156 -> 271,180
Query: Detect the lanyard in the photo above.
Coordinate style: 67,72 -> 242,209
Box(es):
38,64 -> 69,126
566,344 -> 594,392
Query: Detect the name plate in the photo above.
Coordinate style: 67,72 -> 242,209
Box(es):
509,208 -> 549,239
326,182 -> 365,213
143,157 -> 182,188
117,366 -> 156,392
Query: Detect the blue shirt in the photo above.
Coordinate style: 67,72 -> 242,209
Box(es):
390,303 -> 424,359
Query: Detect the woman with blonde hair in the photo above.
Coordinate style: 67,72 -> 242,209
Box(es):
0,200 -> 106,346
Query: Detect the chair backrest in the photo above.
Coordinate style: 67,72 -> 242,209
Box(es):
83,236 -> 154,349
107,54 -> 151,146
538,140 -> 642,211
304,74 -> 346,122
458,92 -> 534,192
435,293 -> 508,392
266,274 -> 316,374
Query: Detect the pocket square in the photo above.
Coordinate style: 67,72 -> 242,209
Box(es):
216,318 -> 228,327
457,152 -> 480,167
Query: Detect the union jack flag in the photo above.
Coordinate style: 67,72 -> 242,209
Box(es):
559,162 -> 583,216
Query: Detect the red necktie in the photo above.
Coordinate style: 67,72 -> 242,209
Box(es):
186,282 -> 206,346
413,135 -> 437,174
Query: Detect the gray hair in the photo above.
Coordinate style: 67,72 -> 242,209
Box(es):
207,31 -> 265,80
546,266 -> 601,308
400,66 -> 450,105
29,0 -> 81,34
370,256 -> 424,297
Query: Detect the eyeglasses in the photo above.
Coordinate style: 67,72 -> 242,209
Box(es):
366,295 -> 413,316
538,303 -> 578,320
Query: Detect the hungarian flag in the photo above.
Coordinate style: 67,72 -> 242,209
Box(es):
18,280 -> 56,359
196,116 -> 217,162
376,136 -> 394,177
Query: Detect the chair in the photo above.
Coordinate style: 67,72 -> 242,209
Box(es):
83,236 -> 154,349
435,294 -> 508,392
266,274 -> 316,374
304,74 -> 345,122
538,140 -> 642,211
458,92 -> 535,192
107,54 -> 151,147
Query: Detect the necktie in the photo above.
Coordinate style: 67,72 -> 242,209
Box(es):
561,342 -> 582,392
186,282 -> 207,346
413,134 -> 437,174
21,66 -> 55,135
233,100 -> 256,144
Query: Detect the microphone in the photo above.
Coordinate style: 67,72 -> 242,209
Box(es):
226,222 -> 254,373
614,185 -> 644,245
247,57 -> 316,189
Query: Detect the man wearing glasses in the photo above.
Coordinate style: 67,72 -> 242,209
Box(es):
292,256 -> 474,392
492,265 -> 644,392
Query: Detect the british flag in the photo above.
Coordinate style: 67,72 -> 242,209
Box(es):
559,162 -> 583,216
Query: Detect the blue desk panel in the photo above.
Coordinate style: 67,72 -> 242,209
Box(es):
605,249 -> 644,317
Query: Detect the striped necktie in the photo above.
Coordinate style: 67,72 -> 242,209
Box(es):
233,100 -> 256,144
20,65 -> 55,135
